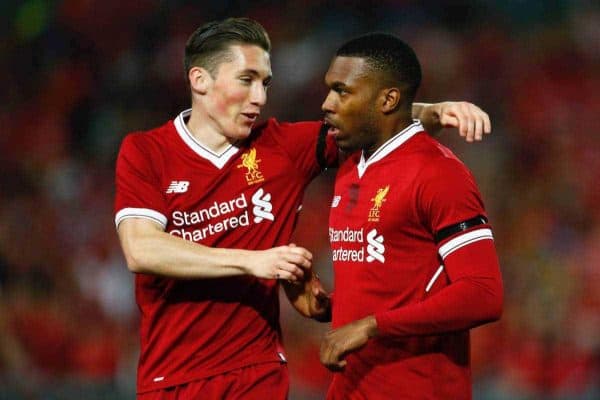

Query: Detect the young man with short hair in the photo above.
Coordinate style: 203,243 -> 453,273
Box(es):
320,33 -> 503,400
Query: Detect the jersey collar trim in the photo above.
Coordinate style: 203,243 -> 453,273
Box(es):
357,119 -> 424,178
174,109 -> 240,169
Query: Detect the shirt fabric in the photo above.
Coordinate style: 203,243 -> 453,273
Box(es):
114,109 -> 336,393
327,120 -> 501,400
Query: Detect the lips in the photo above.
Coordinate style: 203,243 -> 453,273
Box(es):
241,112 -> 259,124
324,117 -> 341,136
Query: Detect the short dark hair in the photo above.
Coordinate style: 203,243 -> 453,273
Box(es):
336,33 -> 422,108
184,17 -> 271,78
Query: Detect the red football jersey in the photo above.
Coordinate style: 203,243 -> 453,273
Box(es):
114,110 -> 337,393
327,121 -> 501,399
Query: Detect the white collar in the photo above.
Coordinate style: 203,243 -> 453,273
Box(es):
173,109 -> 240,169
357,120 -> 424,178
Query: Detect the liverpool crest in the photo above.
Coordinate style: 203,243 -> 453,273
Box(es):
368,185 -> 390,222
237,148 -> 265,185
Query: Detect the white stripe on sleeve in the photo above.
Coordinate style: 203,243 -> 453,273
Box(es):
438,228 -> 493,260
115,207 -> 167,230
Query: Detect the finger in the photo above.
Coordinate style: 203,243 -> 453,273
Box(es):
276,270 -> 299,281
278,262 -> 305,279
319,338 -> 331,365
474,117 -> 484,141
440,115 -> 460,131
462,106 -> 476,142
483,112 -> 491,134
320,340 -> 341,371
289,246 -> 313,261
285,252 -> 312,269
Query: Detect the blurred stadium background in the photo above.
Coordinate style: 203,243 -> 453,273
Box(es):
0,1 -> 598,399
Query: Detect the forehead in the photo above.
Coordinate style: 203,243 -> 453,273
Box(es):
324,56 -> 371,86
217,44 -> 272,77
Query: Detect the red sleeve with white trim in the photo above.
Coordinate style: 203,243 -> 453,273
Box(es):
114,133 -> 168,229
375,156 -> 503,337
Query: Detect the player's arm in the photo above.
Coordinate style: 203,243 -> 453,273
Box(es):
373,228 -> 502,336
320,236 -> 502,371
282,270 -> 332,321
320,160 -> 503,371
371,162 -> 504,337
117,217 -> 312,280
413,101 -> 491,142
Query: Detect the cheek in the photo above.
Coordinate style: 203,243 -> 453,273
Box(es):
214,84 -> 247,116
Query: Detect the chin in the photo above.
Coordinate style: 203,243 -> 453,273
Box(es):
335,139 -> 356,154
226,127 -> 253,141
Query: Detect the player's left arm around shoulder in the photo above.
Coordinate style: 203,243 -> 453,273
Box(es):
413,101 -> 491,142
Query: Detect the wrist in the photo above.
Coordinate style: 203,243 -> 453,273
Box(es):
226,249 -> 253,275
363,315 -> 379,338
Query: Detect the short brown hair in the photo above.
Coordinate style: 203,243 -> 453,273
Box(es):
184,17 -> 271,79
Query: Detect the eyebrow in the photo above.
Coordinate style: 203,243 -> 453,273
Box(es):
240,69 -> 272,81
330,81 -> 348,90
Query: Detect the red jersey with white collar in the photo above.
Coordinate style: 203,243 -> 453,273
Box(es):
114,110 -> 337,393
327,121 -> 502,400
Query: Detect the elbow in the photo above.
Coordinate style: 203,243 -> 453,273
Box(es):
487,294 -> 503,322
122,240 -> 152,274
483,282 -> 504,322
124,253 -> 144,273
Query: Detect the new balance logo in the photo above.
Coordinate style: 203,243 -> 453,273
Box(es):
252,188 -> 274,223
331,195 -> 341,208
366,229 -> 385,263
166,181 -> 190,194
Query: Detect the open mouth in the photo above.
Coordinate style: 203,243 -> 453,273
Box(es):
324,119 -> 341,136
241,113 -> 259,123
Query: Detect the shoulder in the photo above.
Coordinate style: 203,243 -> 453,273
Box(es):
119,120 -> 174,156
406,134 -> 470,180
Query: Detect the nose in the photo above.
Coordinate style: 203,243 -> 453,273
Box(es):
250,83 -> 267,107
321,91 -> 335,113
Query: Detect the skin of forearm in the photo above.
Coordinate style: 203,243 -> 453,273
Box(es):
119,227 -> 250,279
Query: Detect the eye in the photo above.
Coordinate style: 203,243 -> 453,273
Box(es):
239,76 -> 252,85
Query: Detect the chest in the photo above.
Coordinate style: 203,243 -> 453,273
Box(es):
160,145 -> 297,211
330,162 -> 420,234
156,145 -> 305,246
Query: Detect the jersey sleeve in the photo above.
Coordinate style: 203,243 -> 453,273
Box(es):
375,157 -> 503,337
268,119 -> 338,178
114,133 -> 168,229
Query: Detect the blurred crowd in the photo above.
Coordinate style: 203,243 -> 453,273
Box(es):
0,1 -> 598,399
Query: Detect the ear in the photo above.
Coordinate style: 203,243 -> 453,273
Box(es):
380,87 -> 401,114
188,66 -> 212,95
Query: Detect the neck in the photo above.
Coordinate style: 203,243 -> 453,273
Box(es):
185,107 -> 237,154
364,113 -> 413,159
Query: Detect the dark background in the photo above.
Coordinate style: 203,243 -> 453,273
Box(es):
0,1 -> 598,399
